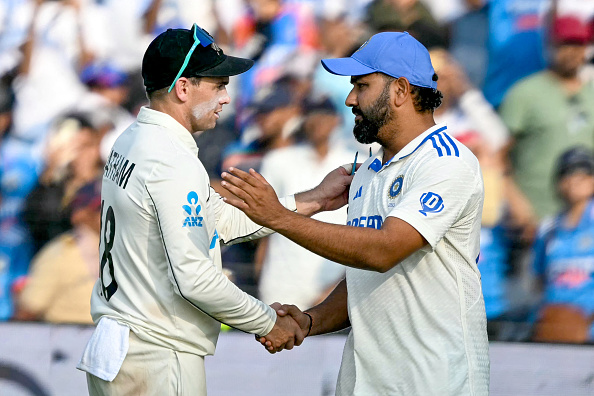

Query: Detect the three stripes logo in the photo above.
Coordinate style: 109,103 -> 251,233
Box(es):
429,131 -> 459,157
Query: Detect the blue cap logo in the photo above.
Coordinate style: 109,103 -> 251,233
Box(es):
321,32 -> 437,89
419,192 -> 444,216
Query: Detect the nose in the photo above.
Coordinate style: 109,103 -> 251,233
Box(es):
345,88 -> 357,108
220,90 -> 231,105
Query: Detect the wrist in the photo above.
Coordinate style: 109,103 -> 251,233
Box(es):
294,189 -> 324,216
303,312 -> 313,337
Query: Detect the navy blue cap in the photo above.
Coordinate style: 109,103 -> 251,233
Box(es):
321,32 -> 437,89
556,147 -> 594,180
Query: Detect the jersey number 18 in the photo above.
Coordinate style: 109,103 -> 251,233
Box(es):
100,200 -> 118,301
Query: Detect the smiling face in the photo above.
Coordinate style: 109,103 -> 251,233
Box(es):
187,76 -> 231,132
346,73 -> 393,144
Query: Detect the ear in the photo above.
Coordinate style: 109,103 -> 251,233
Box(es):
393,77 -> 410,107
173,77 -> 192,103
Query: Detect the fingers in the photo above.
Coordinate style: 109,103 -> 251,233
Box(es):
225,167 -> 261,188
248,168 -> 271,186
220,177 -> 252,203
221,195 -> 249,210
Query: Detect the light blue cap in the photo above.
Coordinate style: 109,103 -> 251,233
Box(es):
321,32 -> 437,89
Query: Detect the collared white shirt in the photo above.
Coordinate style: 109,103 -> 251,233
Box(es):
337,124 -> 489,396
87,107 -> 293,357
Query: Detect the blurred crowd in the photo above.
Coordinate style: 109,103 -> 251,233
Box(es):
1,0 -> 594,344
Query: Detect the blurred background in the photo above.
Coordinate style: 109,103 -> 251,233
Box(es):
1,0 -> 594,395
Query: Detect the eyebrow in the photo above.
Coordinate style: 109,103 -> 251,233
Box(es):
350,76 -> 363,84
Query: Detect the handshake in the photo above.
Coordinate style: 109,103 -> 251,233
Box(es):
256,303 -> 313,354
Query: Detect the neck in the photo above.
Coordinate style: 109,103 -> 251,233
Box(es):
565,199 -> 589,228
550,70 -> 582,94
382,114 -> 436,163
149,101 -> 193,134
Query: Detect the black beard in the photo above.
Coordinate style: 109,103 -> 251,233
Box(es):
352,85 -> 391,144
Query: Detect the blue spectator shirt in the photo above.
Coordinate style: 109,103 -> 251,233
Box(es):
533,199 -> 594,316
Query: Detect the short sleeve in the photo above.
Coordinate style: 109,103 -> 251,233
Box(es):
387,155 -> 482,249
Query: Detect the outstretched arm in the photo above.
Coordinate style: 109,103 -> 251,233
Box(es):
221,168 -> 427,273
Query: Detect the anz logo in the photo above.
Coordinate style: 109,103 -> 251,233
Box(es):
183,191 -> 204,227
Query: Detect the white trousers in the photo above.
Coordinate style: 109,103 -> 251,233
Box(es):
87,331 -> 207,396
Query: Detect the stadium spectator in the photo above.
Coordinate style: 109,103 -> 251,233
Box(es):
499,15 -> 594,232
221,79 -> 302,173
219,80 -> 303,294
15,178 -> 101,325
365,0 -> 447,48
312,12 -> 370,147
257,95 -> 351,309
77,62 -> 136,161
231,0 -> 319,108
532,147 -> 594,343
10,0 -> 106,143
483,0 -> 548,108
23,113 -> 103,254
0,75 -> 38,321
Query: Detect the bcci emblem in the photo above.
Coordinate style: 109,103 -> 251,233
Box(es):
388,175 -> 404,199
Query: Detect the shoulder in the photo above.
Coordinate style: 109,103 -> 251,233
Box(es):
504,71 -> 548,100
415,130 -> 480,177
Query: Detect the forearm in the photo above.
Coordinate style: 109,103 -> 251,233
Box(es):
268,210 -> 423,272
307,279 -> 350,336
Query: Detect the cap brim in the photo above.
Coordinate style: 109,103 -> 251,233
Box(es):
196,55 -> 255,77
321,57 -> 376,76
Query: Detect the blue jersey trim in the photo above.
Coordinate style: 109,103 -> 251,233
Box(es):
437,133 -> 452,156
398,125 -> 447,161
429,136 -> 443,157
442,132 -> 460,157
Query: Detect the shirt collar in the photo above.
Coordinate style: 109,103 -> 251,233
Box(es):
367,123 -> 447,173
137,106 -> 199,156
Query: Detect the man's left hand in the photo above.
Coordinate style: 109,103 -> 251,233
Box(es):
221,167 -> 286,229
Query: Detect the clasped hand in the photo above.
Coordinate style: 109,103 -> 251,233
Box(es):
257,303 -> 311,354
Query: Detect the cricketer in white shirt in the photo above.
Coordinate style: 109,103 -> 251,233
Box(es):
336,123 -> 489,395
78,106 -> 294,379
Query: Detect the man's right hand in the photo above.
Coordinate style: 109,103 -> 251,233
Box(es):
259,308 -> 305,353
257,304 -> 311,353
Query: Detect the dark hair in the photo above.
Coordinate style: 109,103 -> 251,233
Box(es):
410,84 -> 442,113
381,74 -> 442,113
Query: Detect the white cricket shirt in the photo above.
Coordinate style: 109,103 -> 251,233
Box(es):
90,107 -> 291,356
337,124 -> 489,395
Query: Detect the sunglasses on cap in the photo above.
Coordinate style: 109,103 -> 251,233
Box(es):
168,24 -> 215,93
